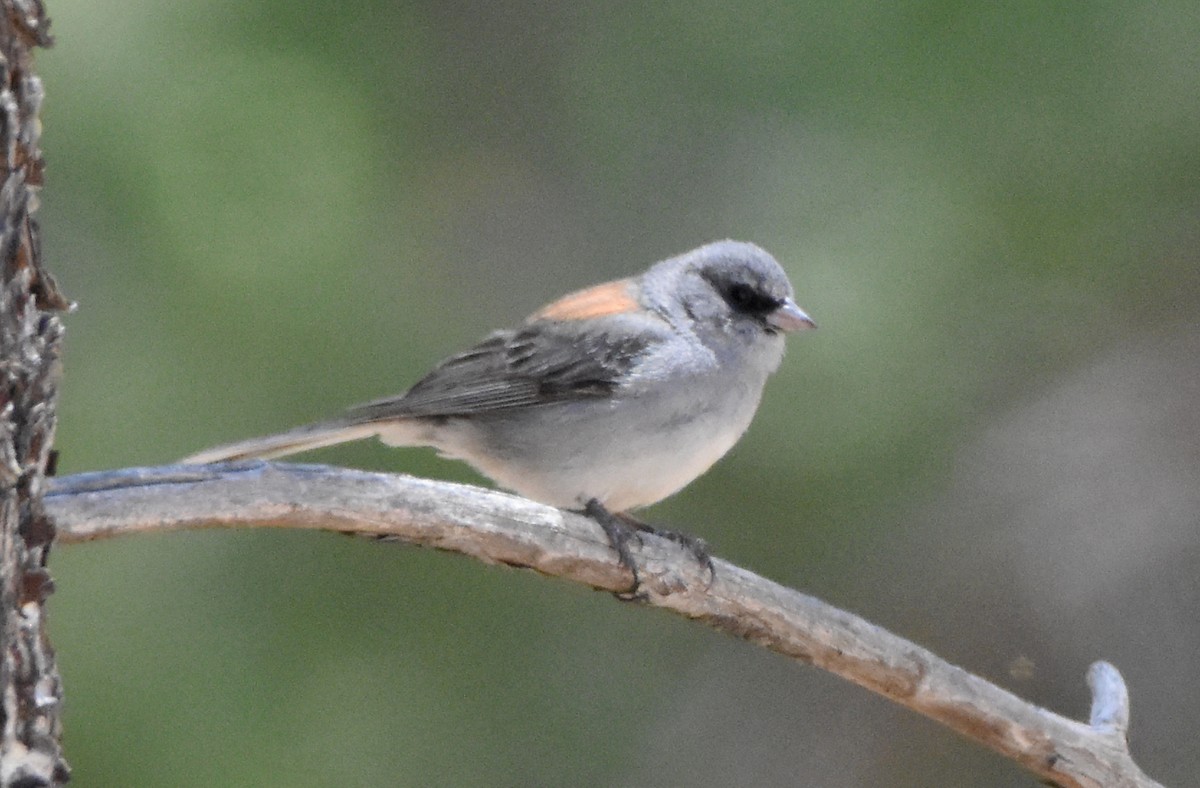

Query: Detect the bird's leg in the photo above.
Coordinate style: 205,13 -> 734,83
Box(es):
583,498 -> 643,598
582,500 -> 716,595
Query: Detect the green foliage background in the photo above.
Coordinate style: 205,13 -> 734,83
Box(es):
41,3 -> 1200,785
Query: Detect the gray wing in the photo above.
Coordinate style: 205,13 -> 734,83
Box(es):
345,324 -> 649,422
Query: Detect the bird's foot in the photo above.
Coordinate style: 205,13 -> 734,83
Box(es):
582,500 -> 715,599
636,523 -> 715,585
584,499 -> 645,599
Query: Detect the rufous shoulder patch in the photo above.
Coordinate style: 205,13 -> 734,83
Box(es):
529,278 -> 640,322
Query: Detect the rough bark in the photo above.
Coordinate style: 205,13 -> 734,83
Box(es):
0,1 -> 69,784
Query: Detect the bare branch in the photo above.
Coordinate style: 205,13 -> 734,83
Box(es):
1088,661 -> 1132,736
45,462 -> 1161,788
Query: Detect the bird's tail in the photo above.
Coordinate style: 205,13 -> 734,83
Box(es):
180,420 -> 382,464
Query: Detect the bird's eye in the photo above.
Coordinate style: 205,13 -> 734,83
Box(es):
728,284 -> 755,308
724,282 -> 776,315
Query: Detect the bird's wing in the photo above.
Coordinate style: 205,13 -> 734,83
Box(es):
345,323 -> 651,422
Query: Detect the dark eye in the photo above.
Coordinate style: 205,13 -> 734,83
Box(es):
724,282 -> 777,315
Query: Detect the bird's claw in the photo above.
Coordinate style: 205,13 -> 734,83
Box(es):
582,499 -> 716,597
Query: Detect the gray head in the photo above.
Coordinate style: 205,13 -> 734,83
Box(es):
642,240 -> 814,342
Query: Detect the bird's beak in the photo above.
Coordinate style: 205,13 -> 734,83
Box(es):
768,298 -> 816,332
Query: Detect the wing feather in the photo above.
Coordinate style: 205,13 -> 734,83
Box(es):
346,324 -> 649,422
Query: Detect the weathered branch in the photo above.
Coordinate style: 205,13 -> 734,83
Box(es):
45,462 -> 1160,787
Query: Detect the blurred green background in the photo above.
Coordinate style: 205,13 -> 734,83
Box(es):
40,2 -> 1200,785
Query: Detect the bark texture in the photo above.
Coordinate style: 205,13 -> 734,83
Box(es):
0,2 -> 68,784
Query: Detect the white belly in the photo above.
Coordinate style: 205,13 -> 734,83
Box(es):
377,332 -> 785,512
433,369 -> 771,512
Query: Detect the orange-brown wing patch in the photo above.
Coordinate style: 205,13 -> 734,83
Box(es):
529,278 -> 640,322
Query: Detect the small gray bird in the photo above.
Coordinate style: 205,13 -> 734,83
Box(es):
184,240 -> 815,586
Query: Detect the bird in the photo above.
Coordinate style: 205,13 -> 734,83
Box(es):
183,240 -> 815,590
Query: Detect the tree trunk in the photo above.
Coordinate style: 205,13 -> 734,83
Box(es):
0,2 -> 69,784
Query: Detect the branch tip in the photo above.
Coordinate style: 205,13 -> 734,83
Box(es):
1086,660 -> 1131,738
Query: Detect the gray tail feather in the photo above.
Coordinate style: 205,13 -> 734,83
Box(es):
180,421 -> 381,464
